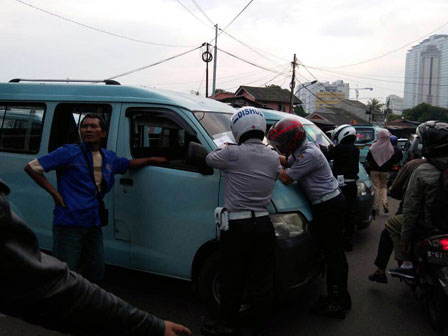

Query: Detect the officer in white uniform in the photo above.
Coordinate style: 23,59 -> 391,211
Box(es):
202,107 -> 281,336
267,118 -> 351,319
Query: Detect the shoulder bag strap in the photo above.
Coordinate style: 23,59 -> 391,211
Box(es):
78,144 -> 102,199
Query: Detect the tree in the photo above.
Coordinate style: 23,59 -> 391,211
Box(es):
366,98 -> 384,113
402,103 -> 448,122
386,114 -> 401,122
294,105 -> 307,117
265,84 -> 281,89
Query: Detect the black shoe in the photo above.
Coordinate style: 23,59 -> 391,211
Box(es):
311,301 -> 346,319
201,320 -> 238,336
383,206 -> 389,214
388,266 -> 415,279
344,241 -> 354,252
368,271 -> 388,284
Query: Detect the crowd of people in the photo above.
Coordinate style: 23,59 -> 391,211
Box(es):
1,108 -> 448,336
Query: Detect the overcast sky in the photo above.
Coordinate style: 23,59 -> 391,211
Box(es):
1,0 -> 448,103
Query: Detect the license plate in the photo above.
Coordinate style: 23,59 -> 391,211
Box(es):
427,251 -> 448,265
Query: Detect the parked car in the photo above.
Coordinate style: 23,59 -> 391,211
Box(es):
261,109 -> 374,230
353,125 -> 387,163
0,80 -> 323,314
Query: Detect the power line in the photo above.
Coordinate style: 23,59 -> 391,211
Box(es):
218,47 -> 290,76
14,0 -> 196,48
190,0 -> 215,26
219,0 -> 254,36
175,0 -> 213,29
107,45 -> 203,80
308,66 -> 448,87
307,19 -> 448,69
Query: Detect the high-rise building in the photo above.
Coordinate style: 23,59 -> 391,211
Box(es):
404,34 -> 448,109
386,94 -> 404,115
296,80 -> 349,114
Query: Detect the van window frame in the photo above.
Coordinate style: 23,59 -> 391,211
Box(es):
126,107 -> 204,173
0,102 -> 46,154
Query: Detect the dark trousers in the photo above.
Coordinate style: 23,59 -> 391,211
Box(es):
340,183 -> 358,244
374,228 -> 394,270
220,215 -> 276,329
53,226 -> 104,284
312,193 -> 349,293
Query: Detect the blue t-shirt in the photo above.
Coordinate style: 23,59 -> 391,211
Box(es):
38,143 -> 129,227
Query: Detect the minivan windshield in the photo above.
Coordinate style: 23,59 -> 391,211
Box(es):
193,111 -> 235,145
355,127 -> 375,144
193,111 -> 333,148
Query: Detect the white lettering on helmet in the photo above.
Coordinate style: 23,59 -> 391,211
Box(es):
232,108 -> 264,125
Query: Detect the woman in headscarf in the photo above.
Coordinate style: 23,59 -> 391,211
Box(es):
365,129 -> 403,215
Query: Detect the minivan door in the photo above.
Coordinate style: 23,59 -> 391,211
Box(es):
114,105 -> 220,279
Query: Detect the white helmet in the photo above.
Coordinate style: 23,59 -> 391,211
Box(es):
331,124 -> 356,144
230,107 -> 266,143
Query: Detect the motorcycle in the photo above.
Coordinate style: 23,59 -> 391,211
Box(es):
390,234 -> 448,334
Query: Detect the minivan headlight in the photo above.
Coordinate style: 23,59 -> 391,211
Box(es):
270,213 -> 305,239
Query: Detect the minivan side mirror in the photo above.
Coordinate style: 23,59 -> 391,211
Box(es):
187,142 -> 214,175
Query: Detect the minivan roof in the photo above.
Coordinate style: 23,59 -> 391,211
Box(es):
0,83 -> 236,113
258,108 -> 313,125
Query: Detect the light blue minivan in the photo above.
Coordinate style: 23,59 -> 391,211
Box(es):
0,80 -> 324,312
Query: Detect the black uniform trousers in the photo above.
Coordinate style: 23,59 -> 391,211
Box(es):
220,215 -> 276,329
340,182 -> 358,244
311,193 -> 349,293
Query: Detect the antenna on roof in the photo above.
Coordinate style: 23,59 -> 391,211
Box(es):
8,79 -> 121,85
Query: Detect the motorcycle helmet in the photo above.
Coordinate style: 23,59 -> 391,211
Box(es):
390,135 -> 398,146
331,124 -> 356,145
416,121 -> 448,158
230,107 -> 266,144
267,118 -> 306,155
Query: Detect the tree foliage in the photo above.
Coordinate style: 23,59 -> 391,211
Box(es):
294,105 -> 307,117
402,103 -> 448,122
386,114 -> 401,122
367,98 -> 384,112
265,84 -> 282,89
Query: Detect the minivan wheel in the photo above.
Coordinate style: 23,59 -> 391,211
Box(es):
197,251 -> 250,317
426,283 -> 446,331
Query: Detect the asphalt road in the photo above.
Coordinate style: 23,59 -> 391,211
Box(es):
0,199 -> 439,336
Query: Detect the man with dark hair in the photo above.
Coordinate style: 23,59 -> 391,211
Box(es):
0,178 -> 190,336
25,114 -> 167,283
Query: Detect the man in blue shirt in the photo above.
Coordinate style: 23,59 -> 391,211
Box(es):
25,114 -> 166,283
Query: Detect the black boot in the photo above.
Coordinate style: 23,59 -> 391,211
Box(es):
310,286 -> 348,319
201,320 -> 238,336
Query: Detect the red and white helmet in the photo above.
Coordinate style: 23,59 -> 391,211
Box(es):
230,107 -> 266,143
267,118 -> 306,154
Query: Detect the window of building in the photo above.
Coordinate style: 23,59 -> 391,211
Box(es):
128,109 -> 202,172
48,104 -> 112,152
0,103 -> 45,153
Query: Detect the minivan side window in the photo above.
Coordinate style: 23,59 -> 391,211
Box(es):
0,103 -> 45,154
48,104 -> 112,152
129,111 -> 202,172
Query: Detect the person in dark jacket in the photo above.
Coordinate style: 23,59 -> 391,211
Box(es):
0,179 -> 190,336
327,124 -> 360,251
365,129 -> 402,215
368,158 -> 426,283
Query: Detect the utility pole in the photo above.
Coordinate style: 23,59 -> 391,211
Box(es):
289,54 -> 297,113
212,24 -> 218,99
201,43 -> 213,97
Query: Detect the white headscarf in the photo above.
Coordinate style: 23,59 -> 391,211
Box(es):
370,129 -> 394,167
